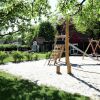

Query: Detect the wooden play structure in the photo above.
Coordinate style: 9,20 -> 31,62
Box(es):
83,39 -> 100,60
48,18 -> 71,74
48,35 -> 65,65
48,18 -> 100,74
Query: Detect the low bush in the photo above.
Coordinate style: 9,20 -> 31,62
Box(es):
46,52 -> 51,59
11,51 -> 24,62
0,51 -> 8,64
33,54 -> 39,60
24,52 -> 33,61
0,51 -> 52,64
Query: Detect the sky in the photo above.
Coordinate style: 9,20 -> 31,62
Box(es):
49,0 -> 57,11
49,0 -> 83,11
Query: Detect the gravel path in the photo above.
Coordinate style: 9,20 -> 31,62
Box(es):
0,56 -> 100,100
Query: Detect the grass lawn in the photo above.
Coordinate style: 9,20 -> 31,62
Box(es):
0,71 -> 90,100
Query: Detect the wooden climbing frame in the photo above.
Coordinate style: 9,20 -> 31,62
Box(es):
48,36 -> 65,65
83,39 -> 100,59
48,18 -> 71,74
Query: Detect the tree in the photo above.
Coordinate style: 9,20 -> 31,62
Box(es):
23,25 -> 39,46
0,0 -> 31,34
57,0 -> 100,37
73,0 -> 100,38
0,0 -> 51,36
38,21 -> 55,41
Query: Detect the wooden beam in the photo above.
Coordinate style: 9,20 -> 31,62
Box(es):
65,17 -> 71,74
56,66 -> 61,74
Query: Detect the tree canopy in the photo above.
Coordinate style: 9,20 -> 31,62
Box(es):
57,0 -> 100,36
0,0 -> 50,36
38,21 -> 55,41
0,0 -> 100,38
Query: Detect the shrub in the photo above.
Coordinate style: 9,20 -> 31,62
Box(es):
11,51 -> 24,62
0,51 -> 8,64
33,54 -> 39,60
24,52 -> 33,61
46,52 -> 51,59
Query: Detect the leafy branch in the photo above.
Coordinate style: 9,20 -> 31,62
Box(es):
71,0 -> 86,16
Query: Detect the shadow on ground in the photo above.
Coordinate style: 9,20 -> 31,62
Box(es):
70,74 -> 100,93
0,73 -> 90,100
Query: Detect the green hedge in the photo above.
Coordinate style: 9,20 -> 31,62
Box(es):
0,44 -> 31,51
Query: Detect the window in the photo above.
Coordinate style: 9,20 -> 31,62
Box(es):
70,43 -> 78,55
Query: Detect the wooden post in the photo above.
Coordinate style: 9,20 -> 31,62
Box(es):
56,66 -> 61,74
65,17 -> 71,74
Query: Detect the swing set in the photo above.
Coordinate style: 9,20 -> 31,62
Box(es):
83,39 -> 100,60
48,19 -> 100,74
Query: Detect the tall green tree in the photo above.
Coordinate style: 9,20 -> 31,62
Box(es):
38,21 -> 55,41
0,0 -> 31,34
73,0 -> 100,37
57,0 -> 100,37
0,0 -> 51,36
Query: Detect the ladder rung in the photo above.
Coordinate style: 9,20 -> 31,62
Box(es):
55,44 -> 65,47
54,45 -> 64,49
51,54 -> 59,58
52,50 -> 62,52
55,35 -> 66,39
